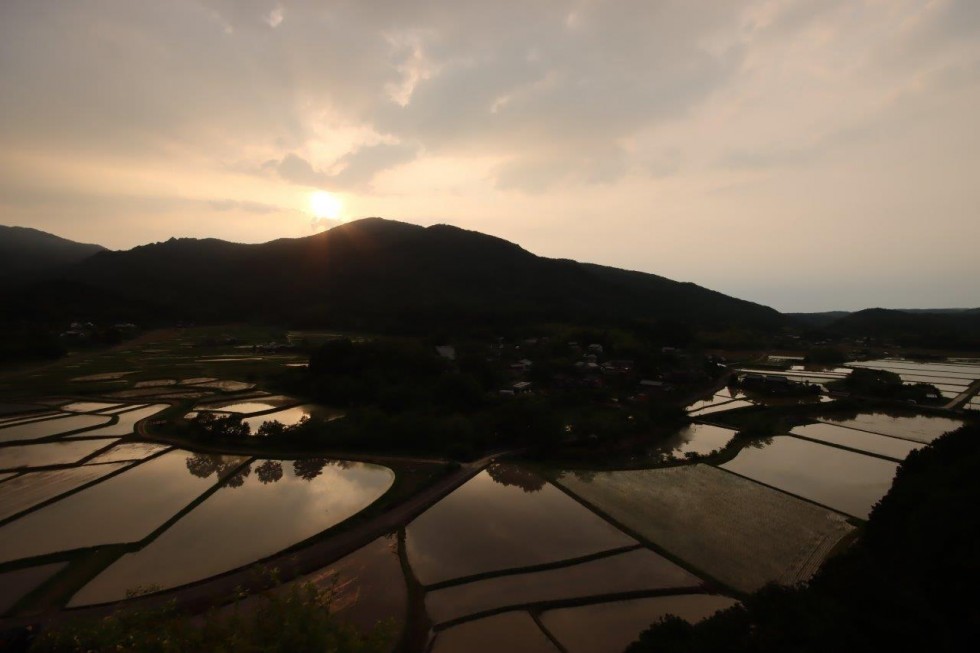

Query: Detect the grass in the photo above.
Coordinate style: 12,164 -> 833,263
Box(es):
27,577 -> 392,653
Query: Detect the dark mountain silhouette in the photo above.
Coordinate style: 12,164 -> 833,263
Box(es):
0,218 -> 785,331
828,308 -> 980,349
786,311 -> 851,328
0,225 -> 105,281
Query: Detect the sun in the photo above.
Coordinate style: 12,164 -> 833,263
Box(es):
310,191 -> 342,219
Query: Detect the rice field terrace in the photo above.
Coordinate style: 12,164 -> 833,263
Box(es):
0,333 -> 977,652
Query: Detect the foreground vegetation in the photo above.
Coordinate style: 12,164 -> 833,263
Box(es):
21,580 -> 390,653
627,422 -> 980,652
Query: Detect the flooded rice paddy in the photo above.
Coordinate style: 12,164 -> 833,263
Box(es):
687,399 -> 754,417
67,404 -> 169,437
656,423 -> 736,458
790,423 -> 923,460
554,465 -> 854,592
61,402 -> 125,413
199,396 -> 296,413
0,563 -> 69,614
425,548 -> 700,624
0,439 -> 118,469
0,451 -> 242,562
0,386 -> 397,617
818,411 -> 964,443
242,404 -> 343,431
0,345 -> 971,649
847,359 -> 980,398
406,467 -> 635,585
0,463 -> 131,522
0,414 -> 112,443
720,436 -> 897,518
85,441 -> 171,464
69,459 -> 393,606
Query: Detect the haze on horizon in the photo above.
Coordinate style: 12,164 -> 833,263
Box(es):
1,0 -> 978,313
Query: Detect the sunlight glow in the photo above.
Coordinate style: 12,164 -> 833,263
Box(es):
310,191 -> 342,219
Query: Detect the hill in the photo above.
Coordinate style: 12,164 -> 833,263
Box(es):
0,225 -> 105,281
0,218 -> 785,332
828,308 -> 980,349
785,311 -> 851,328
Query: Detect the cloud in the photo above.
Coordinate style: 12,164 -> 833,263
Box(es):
268,153 -> 330,187
263,5 -> 284,28
332,142 -> 418,188
207,199 -> 281,214
263,143 -> 418,190
2,0 -> 980,309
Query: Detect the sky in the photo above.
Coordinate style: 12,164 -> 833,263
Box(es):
1,0 -> 978,312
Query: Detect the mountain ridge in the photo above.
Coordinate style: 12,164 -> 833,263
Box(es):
0,218 -> 785,331
0,225 -> 106,281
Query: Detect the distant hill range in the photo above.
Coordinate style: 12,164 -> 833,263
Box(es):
0,225 -> 105,280
3,219 -> 975,344
790,308 -> 980,349
0,218 -> 784,332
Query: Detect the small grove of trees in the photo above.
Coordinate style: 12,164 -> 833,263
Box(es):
830,368 -> 942,404
189,414 -> 306,440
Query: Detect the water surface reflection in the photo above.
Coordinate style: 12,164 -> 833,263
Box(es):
406,467 -> 634,585
69,459 -> 394,605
